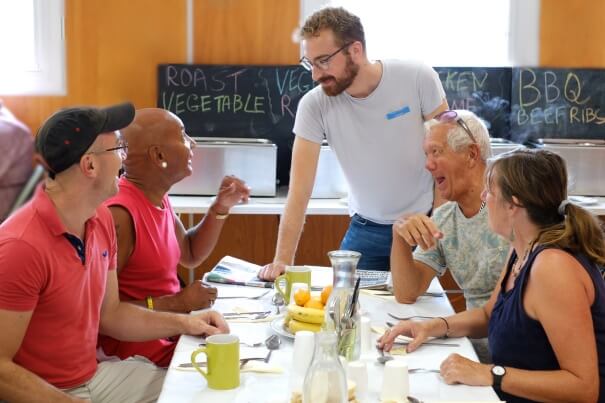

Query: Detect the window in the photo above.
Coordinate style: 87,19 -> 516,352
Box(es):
300,0 -> 540,67
0,0 -> 66,95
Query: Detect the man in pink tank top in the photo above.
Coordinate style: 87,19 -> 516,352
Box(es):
98,108 -> 250,366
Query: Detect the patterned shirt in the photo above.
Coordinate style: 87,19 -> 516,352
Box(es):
0,105 -> 33,221
414,201 -> 509,309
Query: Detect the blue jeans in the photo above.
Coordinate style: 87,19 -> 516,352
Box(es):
339,214 -> 393,271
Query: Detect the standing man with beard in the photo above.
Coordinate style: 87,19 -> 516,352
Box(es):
259,7 -> 448,279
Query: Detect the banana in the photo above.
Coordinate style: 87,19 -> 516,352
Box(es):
288,318 -> 322,333
283,312 -> 292,327
287,304 -> 324,324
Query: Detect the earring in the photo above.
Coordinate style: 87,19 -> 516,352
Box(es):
161,161 -> 168,169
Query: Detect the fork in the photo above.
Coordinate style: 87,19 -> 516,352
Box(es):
388,313 -> 435,321
225,312 -> 270,320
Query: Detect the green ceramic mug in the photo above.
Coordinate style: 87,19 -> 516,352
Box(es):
191,334 -> 240,390
274,266 -> 312,303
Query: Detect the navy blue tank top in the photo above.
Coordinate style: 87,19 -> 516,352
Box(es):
489,245 -> 605,402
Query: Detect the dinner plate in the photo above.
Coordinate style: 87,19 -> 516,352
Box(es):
270,316 -> 294,339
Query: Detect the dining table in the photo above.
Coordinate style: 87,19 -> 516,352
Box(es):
158,277 -> 500,402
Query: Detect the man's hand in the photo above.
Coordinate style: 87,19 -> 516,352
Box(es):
176,281 -> 217,312
393,213 -> 444,250
212,175 -> 251,214
258,261 -> 287,281
440,353 -> 492,386
185,310 -> 230,337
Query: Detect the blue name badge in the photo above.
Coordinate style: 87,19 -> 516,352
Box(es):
386,105 -> 411,120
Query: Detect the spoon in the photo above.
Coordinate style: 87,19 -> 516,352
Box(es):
264,334 -> 281,363
376,346 -> 393,364
271,292 -> 284,314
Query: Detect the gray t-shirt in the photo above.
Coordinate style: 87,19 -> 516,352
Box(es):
414,201 -> 509,309
293,59 -> 445,223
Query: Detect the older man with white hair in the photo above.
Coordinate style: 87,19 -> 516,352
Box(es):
390,110 -> 509,362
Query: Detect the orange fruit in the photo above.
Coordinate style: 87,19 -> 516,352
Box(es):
293,288 -> 311,307
304,297 -> 324,310
320,285 -> 333,305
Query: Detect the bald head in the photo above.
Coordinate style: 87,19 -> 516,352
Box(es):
121,108 -> 182,152
120,108 -> 193,189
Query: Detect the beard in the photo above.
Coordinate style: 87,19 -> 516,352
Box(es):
319,55 -> 359,96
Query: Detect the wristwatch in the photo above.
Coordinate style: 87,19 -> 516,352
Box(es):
491,365 -> 506,390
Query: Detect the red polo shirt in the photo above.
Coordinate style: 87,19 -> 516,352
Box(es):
0,185 -> 116,389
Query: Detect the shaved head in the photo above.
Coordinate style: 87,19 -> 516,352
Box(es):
121,108 -> 182,152
120,108 -> 192,191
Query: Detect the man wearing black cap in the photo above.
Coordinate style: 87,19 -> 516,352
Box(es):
0,103 -> 229,403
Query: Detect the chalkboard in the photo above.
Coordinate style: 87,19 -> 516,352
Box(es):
511,67 -> 605,143
434,67 -> 511,139
158,64 -> 519,185
157,64 -> 316,185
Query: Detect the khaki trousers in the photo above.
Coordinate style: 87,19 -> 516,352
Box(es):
63,356 -> 166,403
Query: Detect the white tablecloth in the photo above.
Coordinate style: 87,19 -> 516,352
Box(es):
158,279 -> 500,402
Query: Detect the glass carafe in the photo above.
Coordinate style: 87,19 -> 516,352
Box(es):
302,331 -> 348,403
323,250 -> 361,361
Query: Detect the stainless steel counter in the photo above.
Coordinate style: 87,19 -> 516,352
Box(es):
169,188 -> 605,216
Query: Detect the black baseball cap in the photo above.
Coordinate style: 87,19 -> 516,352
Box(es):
36,102 -> 135,177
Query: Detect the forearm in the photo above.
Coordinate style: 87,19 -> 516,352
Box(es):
180,206 -> 227,268
273,193 -> 309,265
99,301 -> 188,341
126,294 -> 188,313
0,360 -> 81,403
438,308 -> 490,339
390,234 -> 432,303
499,367 -> 597,402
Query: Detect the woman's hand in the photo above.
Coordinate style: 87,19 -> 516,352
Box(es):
440,353 -> 492,386
377,320 -> 433,353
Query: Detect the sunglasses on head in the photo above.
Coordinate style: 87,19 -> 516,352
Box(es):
434,110 -> 477,143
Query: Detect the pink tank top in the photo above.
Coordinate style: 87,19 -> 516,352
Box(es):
97,177 -> 181,366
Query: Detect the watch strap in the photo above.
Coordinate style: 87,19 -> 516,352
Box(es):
492,365 -> 506,390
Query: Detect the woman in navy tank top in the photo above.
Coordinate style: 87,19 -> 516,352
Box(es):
379,149 -> 605,402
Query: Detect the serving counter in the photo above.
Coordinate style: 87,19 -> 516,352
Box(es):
170,190 -> 605,217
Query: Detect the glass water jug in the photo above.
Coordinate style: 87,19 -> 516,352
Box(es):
302,331 -> 348,403
323,250 -> 361,361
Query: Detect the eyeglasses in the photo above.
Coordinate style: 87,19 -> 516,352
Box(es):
87,141 -> 128,158
299,42 -> 352,71
434,110 -> 477,144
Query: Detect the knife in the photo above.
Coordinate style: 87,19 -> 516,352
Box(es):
222,311 -> 271,316
393,341 -> 460,347
178,357 -> 266,368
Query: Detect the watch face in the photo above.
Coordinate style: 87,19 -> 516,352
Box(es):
493,366 -> 506,376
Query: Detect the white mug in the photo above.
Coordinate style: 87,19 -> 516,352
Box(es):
290,330 -> 315,392
381,359 -> 409,401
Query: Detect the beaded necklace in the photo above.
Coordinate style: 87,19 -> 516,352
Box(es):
511,239 -> 537,281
